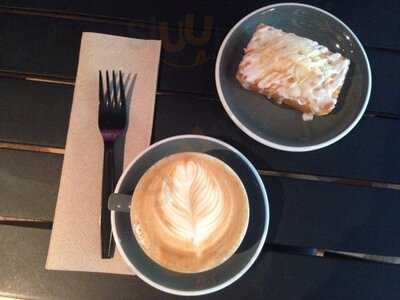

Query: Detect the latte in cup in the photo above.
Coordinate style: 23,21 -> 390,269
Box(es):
131,152 -> 249,273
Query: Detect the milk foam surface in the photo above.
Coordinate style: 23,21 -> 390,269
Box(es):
159,160 -> 225,247
131,152 -> 249,273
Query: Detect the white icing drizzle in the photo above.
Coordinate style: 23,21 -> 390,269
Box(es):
158,160 -> 224,247
238,24 -> 350,119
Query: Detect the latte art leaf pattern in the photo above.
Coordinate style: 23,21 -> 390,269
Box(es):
131,152 -> 250,273
159,160 -> 224,247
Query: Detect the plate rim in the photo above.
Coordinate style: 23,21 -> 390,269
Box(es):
215,2 -> 372,152
111,134 -> 270,296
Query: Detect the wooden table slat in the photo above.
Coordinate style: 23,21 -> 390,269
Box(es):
0,13 -> 220,96
0,13 -> 400,116
2,148 -> 400,256
1,79 -> 400,183
264,176 -> 400,256
1,0 -> 400,50
1,225 -> 400,300
0,78 -> 72,147
154,95 -> 400,183
0,149 -> 62,221
367,48 -> 400,115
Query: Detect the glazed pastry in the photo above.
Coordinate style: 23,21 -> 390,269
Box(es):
236,24 -> 350,121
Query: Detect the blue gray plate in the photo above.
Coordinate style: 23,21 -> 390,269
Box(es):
111,135 -> 269,295
215,3 -> 371,151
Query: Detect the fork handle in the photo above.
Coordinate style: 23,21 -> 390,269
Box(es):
100,142 -> 116,259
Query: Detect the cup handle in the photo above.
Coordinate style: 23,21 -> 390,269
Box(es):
108,193 -> 131,212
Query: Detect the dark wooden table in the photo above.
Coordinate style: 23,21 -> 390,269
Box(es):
1,1 -> 400,299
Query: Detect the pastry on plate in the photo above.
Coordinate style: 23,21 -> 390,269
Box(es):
236,24 -> 350,121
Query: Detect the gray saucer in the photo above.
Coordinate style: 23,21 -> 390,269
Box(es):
111,135 -> 269,295
215,3 -> 371,151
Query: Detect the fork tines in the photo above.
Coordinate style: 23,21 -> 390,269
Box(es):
98,70 -> 127,130
99,70 -> 126,109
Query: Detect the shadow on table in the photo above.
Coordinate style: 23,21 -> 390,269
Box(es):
212,137 -> 286,250
114,73 -> 137,185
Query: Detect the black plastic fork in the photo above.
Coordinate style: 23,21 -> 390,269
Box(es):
98,70 -> 126,259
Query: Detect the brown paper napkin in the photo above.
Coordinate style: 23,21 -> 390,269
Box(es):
46,32 -> 161,275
